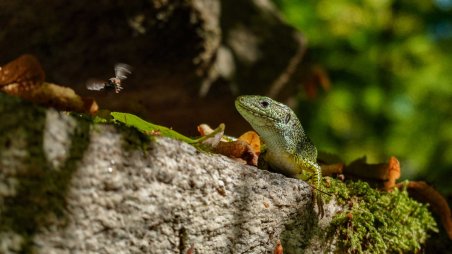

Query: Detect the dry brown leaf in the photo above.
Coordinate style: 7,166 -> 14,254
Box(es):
186,244 -> 194,254
197,123 -> 229,143
384,156 -> 400,190
214,140 -> 258,166
274,240 -> 283,254
82,97 -> 99,114
197,123 -> 213,137
398,181 -> 452,240
344,156 -> 401,190
3,82 -> 97,114
303,65 -> 330,100
320,162 -> 345,176
33,83 -> 88,112
0,54 -> 45,88
200,125 -> 224,148
238,131 -> 261,156
197,125 -> 259,165
0,55 -> 98,114
197,126 -> 260,166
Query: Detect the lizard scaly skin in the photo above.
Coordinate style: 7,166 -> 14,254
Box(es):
235,95 -> 324,217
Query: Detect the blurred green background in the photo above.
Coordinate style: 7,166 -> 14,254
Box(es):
273,0 -> 452,194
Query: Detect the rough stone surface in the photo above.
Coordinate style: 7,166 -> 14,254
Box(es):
0,95 -> 338,253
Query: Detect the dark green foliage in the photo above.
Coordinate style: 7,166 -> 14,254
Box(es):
273,0 -> 452,194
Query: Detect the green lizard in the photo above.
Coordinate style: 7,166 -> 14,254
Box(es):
235,95 -> 324,217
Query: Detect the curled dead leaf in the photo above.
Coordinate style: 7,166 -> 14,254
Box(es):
197,125 -> 259,166
303,65 -> 330,100
347,212 -> 353,220
200,125 -> 224,148
31,83 -> 95,113
344,156 -> 401,190
398,181 -> 452,239
0,55 -> 98,114
214,140 -> 258,166
197,123 -> 214,137
238,131 -> 261,156
320,163 -> 345,176
82,97 -> 99,115
3,82 -> 97,114
186,244 -> 194,254
197,123 -> 230,143
384,156 -> 400,190
0,54 -> 45,90
274,239 -> 283,254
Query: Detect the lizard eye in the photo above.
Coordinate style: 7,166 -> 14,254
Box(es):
260,100 -> 270,108
284,114 -> 291,124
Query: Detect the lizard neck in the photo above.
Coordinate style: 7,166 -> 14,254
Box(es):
258,119 -> 318,172
261,119 -> 317,159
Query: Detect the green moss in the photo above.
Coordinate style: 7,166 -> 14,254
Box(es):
327,179 -> 438,253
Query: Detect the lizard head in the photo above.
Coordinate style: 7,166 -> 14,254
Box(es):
235,95 -> 300,131
235,95 -> 318,173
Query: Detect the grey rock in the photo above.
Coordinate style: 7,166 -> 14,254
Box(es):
0,95 -> 336,253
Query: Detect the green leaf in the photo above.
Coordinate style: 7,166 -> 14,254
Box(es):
110,112 -> 226,151
111,112 -> 195,143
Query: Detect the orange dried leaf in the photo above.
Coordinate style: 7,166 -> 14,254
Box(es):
384,156 -> 400,190
312,65 -> 331,92
238,131 -> 261,155
345,156 -> 401,190
197,123 -> 214,136
274,240 -> 283,254
186,244 -> 194,254
200,124 -> 225,148
82,98 -> 99,115
29,83 -> 86,111
303,65 -> 330,100
320,162 -> 345,176
5,82 -> 93,113
0,54 -> 45,90
197,123 -> 228,144
347,212 -> 353,220
399,181 -> 452,239
214,140 -> 258,166
0,55 -> 96,114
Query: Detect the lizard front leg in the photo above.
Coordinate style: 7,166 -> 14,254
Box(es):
296,162 -> 324,218
311,163 -> 325,218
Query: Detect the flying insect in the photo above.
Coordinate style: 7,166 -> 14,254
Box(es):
86,63 -> 132,93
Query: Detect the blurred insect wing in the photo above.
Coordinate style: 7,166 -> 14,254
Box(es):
114,63 -> 132,80
86,79 -> 106,91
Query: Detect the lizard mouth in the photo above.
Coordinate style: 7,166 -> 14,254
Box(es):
235,99 -> 278,122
